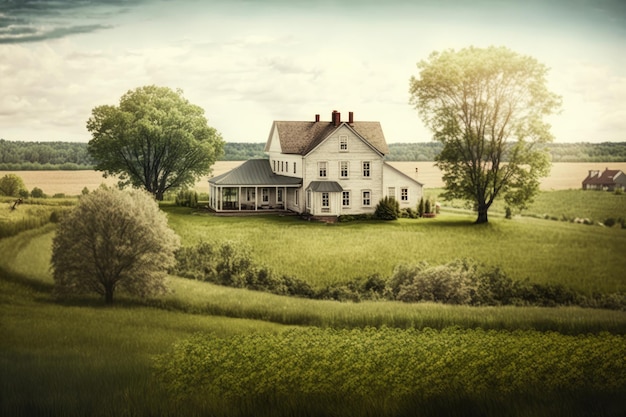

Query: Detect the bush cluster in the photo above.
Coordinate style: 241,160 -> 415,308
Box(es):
374,196 -> 400,220
172,245 -> 625,310
171,241 -> 315,297
174,189 -> 199,208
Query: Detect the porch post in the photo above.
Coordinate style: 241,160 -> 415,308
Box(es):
255,187 -> 258,211
238,186 -> 242,211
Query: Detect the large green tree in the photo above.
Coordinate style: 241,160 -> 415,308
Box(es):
51,187 -> 180,304
0,173 -> 27,197
409,46 -> 561,223
87,85 -> 224,200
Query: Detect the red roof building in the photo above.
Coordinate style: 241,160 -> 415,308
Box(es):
582,168 -> 626,191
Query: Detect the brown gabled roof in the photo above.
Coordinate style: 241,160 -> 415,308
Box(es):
267,120 -> 389,156
583,168 -> 624,186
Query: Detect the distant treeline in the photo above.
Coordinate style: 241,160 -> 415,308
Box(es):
0,139 -> 93,170
1,139 -> 625,169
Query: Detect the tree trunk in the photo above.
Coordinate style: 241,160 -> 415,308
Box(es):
155,190 -> 164,201
476,207 -> 489,224
105,285 -> 114,304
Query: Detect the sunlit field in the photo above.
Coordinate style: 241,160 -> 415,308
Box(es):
5,161 -> 626,195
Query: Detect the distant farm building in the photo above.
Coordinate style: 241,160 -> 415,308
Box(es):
582,168 -> 626,191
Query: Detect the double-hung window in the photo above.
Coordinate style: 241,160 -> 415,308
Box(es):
401,188 -> 408,201
340,161 -> 349,178
339,135 -> 348,151
342,191 -> 350,207
321,192 -> 329,212
318,161 -> 327,178
362,161 -> 370,178
362,190 -> 371,206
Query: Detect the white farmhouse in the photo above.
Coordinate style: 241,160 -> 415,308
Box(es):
209,111 -> 423,219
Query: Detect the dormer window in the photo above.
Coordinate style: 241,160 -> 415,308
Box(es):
339,135 -> 348,151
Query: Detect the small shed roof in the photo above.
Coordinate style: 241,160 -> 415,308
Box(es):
209,159 -> 302,187
307,181 -> 344,192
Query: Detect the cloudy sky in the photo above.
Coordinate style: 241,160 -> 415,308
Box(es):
1,0 -> 625,143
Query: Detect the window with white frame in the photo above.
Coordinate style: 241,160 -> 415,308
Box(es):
322,192 -> 329,208
342,191 -> 350,207
401,188 -> 408,201
388,187 -> 396,199
339,135 -> 348,151
318,161 -> 327,178
247,189 -> 256,201
362,161 -> 370,177
340,161 -> 349,178
306,189 -> 311,209
262,188 -> 269,202
362,190 -> 371,206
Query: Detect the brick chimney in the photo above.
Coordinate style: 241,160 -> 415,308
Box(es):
315,114 -> 320,122
332,110 -> 340,126
348,111 -> 354,125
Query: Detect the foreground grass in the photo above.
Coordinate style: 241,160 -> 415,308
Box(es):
2,209 -> 626,416
0,229 -> 287,417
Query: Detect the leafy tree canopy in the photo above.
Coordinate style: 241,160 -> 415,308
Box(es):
51,187 -> 180,304
409,46 -> 562,223
0,173 -> 27,197
86,85 -> 224,200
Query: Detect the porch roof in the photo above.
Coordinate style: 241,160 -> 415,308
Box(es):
307,181 -> 344,192
209,159 -> 302,187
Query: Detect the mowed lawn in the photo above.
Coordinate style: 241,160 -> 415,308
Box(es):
165,205 -> 626,294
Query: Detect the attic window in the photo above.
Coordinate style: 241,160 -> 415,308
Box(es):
339,135 -> 348,151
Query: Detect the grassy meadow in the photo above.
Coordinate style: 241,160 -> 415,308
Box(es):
2,165 -> 626,416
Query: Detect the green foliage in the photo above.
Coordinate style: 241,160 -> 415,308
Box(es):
222,142 -> 266,160
86,85 -> 224,200
172,241 -> 315,298
155,327 -> 626,414
51,188 -> 180,304
386,142 -> 626,162
30,187 -> 45,198
174,189 -> 198,207
409,46 -> 561,223
374,196 -> 400,220
0,173 -> 27,197
417,196 -> 425,217
0,139 -> 94,168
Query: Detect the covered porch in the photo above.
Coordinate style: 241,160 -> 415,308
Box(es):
208,159 -> 302,213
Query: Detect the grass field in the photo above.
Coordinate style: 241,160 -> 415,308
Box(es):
2,179 -> 626,416
165,205 -> 626,294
